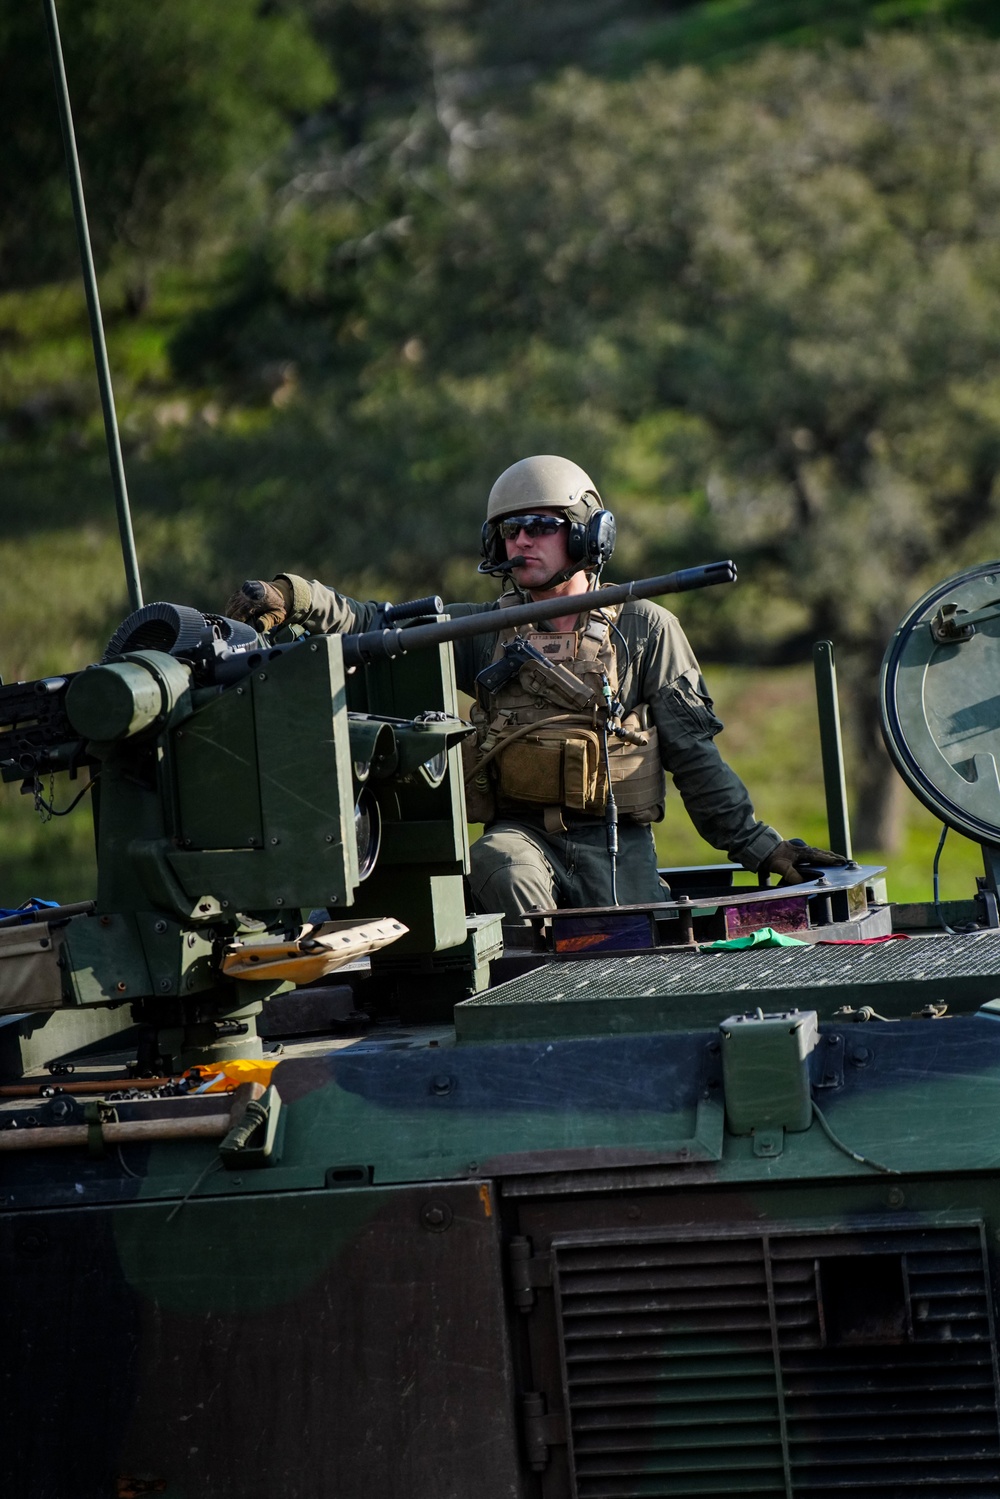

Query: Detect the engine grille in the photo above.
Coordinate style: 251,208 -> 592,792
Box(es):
553,1224 -> 1000,1498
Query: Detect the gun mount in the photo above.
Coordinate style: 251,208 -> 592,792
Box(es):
0,597 -> 472,1070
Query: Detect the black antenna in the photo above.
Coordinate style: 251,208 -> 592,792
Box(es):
42,0 -> 143,613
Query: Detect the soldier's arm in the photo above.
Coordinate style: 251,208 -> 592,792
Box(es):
224,574 -> 380,633
282,576 -> 381,633
630,605 -> 782,870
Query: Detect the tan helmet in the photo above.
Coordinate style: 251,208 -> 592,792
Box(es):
480,454 -> 615,579
486,455 -> 602,525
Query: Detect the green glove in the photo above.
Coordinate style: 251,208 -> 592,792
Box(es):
224,578 -> 293,632
759,839 -> 849,887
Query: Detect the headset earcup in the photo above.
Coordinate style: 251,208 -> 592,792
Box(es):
566,521 -> 587,563
481,520 -> 502,567
586,510 -> 616,566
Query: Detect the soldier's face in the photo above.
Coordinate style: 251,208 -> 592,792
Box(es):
503,507 -> 572,592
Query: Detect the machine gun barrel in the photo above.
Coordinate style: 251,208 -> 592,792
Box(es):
341,561 -> 737,666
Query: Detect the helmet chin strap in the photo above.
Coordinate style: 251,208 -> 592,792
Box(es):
539,559 -> 596,591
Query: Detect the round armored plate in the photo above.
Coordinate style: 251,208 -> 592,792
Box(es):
881,562 -> 1000,842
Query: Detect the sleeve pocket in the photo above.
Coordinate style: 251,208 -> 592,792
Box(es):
662,669 -> 724,740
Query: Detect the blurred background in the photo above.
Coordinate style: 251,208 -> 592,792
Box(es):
3,0 -> 999,904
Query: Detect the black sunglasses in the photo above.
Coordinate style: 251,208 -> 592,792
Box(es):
497,513 -> 568,540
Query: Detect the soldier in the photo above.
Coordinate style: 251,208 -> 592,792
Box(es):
226,454 -> 843,924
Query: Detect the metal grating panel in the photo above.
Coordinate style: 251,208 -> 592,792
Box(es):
456,932 -> 1000,1038
552,1225 -> 1000,1498
475,935 -> 1000,1007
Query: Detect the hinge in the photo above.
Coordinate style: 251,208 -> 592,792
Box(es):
521,1391 -> 567,1472
508,1235 -> 553,1311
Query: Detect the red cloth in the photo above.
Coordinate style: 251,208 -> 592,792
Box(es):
815,933 -> 909,945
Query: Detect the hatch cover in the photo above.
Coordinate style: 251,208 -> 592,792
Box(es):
881,562 -> 1000,843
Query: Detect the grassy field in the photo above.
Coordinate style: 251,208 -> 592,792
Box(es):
0,659 -> 983,912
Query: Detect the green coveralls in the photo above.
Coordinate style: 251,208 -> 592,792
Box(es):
280,575 -> 782,921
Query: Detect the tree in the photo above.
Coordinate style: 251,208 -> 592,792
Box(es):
0,0 -> 335,289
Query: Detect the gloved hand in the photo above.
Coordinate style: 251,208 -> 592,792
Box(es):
759,838 -> 850,887
224,578 -> 293,632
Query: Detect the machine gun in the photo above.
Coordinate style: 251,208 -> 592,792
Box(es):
0,564 -> 735,1072
0,607 -> 263,791
341,560 -> 737,666
0,598 -> 473,1071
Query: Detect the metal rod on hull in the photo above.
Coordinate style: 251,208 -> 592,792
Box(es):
42,0 -> 143,612
341,561 -> 737,665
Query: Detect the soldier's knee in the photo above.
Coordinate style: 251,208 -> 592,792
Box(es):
469,828 -> 556,919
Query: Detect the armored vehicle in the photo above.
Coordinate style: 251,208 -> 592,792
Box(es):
5,560 -> 1000,1499
7,11 -> 1000,1496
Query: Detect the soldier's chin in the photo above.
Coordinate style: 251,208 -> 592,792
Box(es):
519,564 -> 561,589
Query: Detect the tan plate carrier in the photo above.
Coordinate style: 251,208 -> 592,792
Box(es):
464,597 -> 665,828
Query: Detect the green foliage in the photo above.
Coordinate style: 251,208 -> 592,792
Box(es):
182,33 -> 1000,608
0,0 -> 335,288
149,30 -> 1000,845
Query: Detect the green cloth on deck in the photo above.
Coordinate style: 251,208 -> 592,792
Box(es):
701,926 -> 807,950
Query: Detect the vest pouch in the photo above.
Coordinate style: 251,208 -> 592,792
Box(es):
497,726 -> 603,811
462,732 -> 497,824
603,720 -> 666,823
